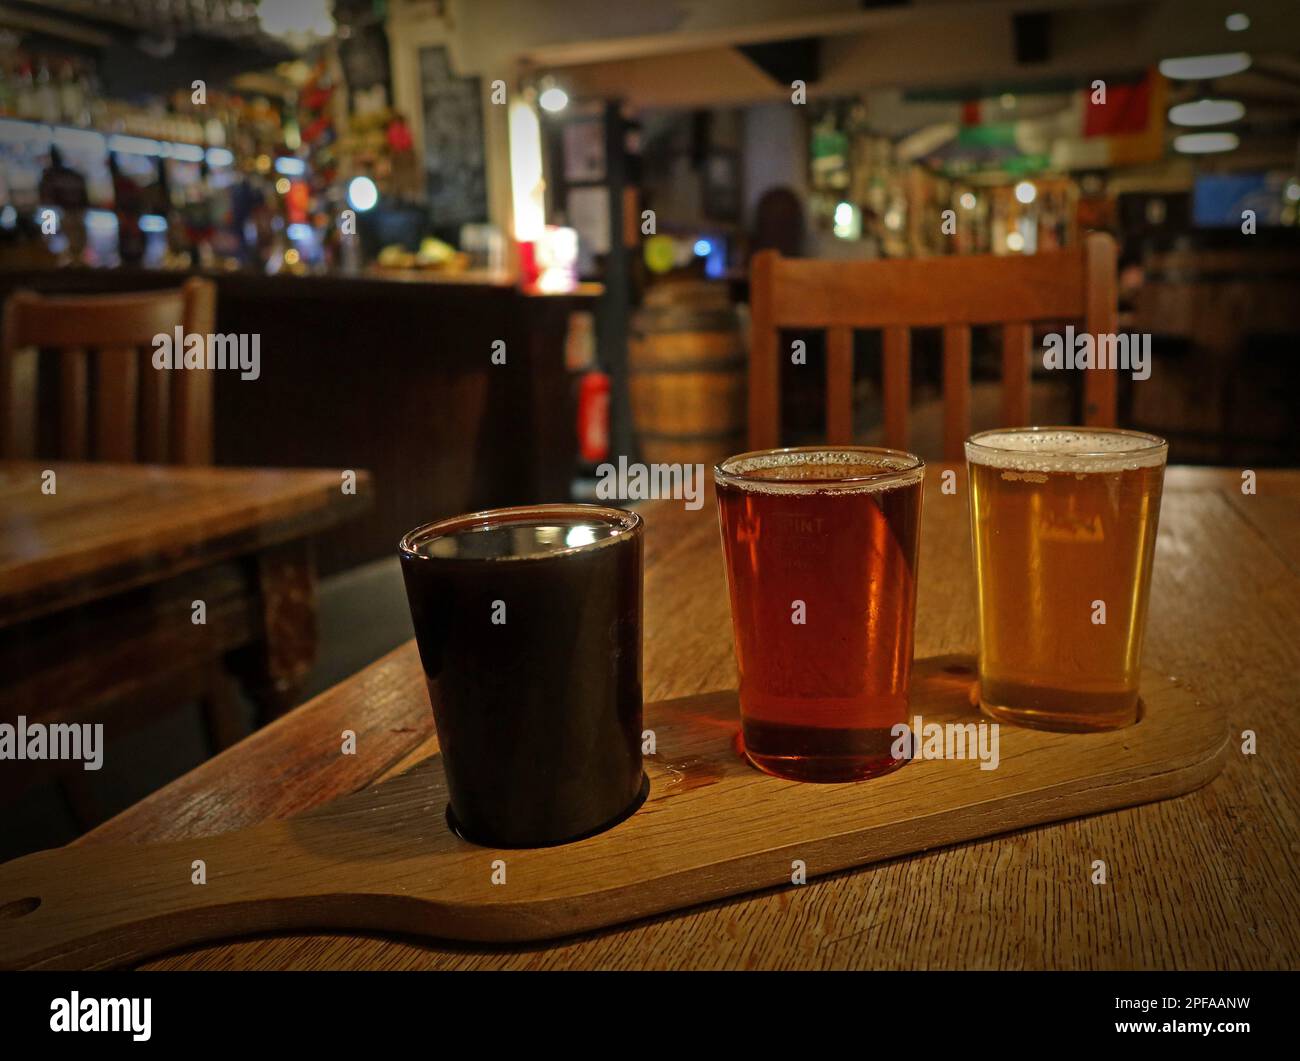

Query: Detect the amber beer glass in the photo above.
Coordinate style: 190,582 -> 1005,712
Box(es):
966,427 -> 1167,732
715,447 -> 925,782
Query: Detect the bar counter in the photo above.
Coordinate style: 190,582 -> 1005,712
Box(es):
0,267 -> 601,573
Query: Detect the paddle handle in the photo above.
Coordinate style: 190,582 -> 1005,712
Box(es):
0,824 -> 311,969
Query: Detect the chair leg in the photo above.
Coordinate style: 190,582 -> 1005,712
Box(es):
200,664 -> 247,753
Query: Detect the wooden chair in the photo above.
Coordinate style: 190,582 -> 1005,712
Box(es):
0,278 -> 232,826
747,232 -> 1119,458
1,278 -> 216,464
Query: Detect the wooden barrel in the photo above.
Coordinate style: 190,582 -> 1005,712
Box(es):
629,287 -> 746,467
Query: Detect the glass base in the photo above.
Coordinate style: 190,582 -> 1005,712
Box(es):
979,698 -> 1139,733
445,772 -> 650,848
740,718 -> 909,782
743,747 -> 908,783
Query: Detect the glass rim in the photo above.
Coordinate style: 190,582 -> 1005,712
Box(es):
398,503 -> 641,563
965,425 -> 1168,459
713,444 -> 925,489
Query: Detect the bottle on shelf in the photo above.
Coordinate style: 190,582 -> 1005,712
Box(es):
35,56 -> 60,124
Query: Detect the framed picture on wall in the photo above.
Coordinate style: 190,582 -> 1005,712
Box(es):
703,149 -> 740,221
563,119 -> 606,184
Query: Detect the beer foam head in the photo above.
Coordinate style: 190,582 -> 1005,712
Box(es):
715,447 -> 924,495
965,428 -> 1167,474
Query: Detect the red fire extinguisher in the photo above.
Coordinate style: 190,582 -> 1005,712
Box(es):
577,371 -> 610,464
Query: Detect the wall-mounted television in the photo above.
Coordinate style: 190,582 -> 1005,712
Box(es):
1192,172 -> 1289,228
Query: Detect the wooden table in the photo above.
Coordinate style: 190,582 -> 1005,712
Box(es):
0,461 -> 371,803
72,465 -> 1299,969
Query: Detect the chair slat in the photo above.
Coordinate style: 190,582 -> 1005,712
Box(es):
942,325 -> 971,462
137,347 -> 170,462
1000,323 -> 1032,427
1084,233 -> 1119,426
169,368 -> 211,466
95,347 -> 139,462
1,289 -> 38,459
1,346 -> 38,459
170,278 -> 217,464
747,251 -> 780,450
882,325 -> 910,450
825,326 -> 854,444
59,347 -> 89,459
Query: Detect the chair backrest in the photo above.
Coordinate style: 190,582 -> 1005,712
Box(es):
1,277 -> 216,464
747,231 -> 1119,458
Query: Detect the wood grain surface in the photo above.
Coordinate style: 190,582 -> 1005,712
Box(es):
50,466 -> 1300,969
0,461 -> 371,627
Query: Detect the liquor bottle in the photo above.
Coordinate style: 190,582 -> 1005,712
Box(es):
58,60 -> 87,126
15,60 -> 37,120
0,54 -> 14,117
35,56 -> 60,124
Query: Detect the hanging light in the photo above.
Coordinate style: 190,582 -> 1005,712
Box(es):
1158,53 -> 1251,80
258,0 -> 335,50
1169,99 -> 1245,126
538,85 -> 569,113
1173,132 -> 1240,154
1225,13 -> 1250,32
1014,181 -> 1037,205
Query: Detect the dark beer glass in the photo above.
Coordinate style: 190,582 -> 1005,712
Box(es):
399,504 -> 645,847
715,447 -> 925,782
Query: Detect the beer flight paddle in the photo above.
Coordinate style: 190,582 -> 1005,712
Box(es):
0,658 -> 1224,969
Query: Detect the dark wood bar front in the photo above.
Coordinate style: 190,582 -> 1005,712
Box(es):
0,269 -> 597,573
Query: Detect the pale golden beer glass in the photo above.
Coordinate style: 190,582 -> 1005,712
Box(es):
965,427 -> 1167,732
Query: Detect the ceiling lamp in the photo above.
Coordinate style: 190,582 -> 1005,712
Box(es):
1173,132 -> 1240,154
1158,53 -> 1251,80
258,0 -> 335,50
1169,99 -> 1245,126
538,86 -> 569,113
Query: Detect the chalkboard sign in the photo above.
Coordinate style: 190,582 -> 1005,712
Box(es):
336,0 -> 390,94
418,45 -> 488,230
339,24 -> 390,96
